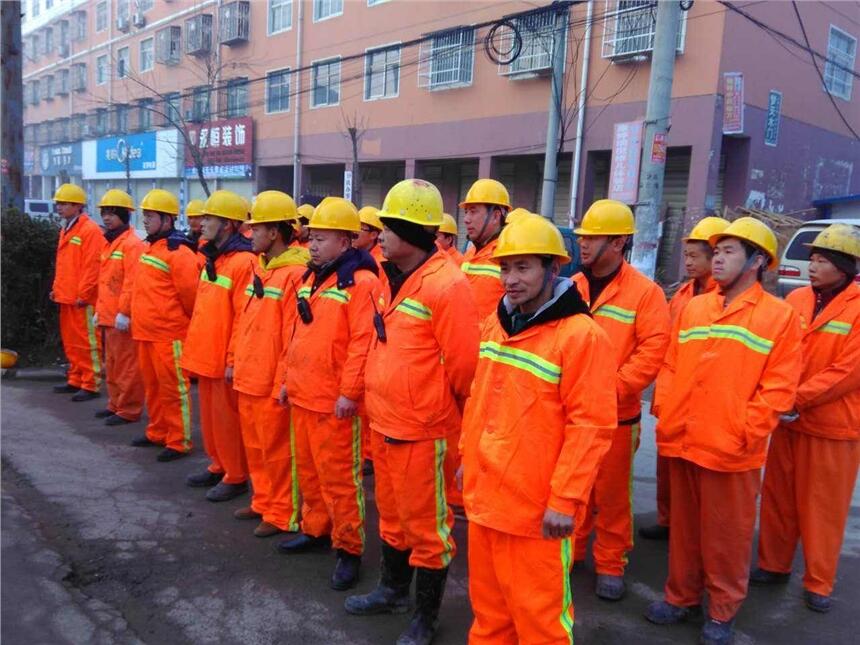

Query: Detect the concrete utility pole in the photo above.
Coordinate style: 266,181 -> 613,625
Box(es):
630,0 -> 682,279
539,2 -> 570,220
2,1 -> 24,211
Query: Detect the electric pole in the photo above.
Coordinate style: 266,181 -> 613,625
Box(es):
539,2 -> 570,220
630,0 -> 682,279
2,1 -> 24,211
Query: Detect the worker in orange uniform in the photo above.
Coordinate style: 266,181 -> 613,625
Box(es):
276,197 -> 381,591
751,223 -> 860,614
128,189 -> 199,462
50,183 -> 105,401
93,189 -> 145,426
459,216 -> 617,644
645,217 -> 802,645
641,215 -> 730,541
435,213 -> 464,266
355,205 -> 386,268
182,190 -> 254,502
231,191 -> 309,538
460,179 -> 510,320
295,203 -> 314,247
185,199 -> 206,246
345,179 -> 480,645
570,199 -> 670,600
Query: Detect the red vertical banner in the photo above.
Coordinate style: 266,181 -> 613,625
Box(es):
722,72 -> 744,134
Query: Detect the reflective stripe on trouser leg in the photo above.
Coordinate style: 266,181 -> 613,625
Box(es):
84,305 -> 103,390
171,341 -> 192,451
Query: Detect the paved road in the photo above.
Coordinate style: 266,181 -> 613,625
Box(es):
2,379 -> 858,644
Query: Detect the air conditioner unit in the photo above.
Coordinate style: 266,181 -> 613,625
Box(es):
133,11 -> 146,28
117,16 -> 130,32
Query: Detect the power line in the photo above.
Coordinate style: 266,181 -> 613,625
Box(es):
790,1 -> 860,141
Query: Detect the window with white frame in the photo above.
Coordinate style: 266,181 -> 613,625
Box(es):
365,45 -> 400,100
140,38 -> 154,72
601,0 -> 686,59
163,92 -> 181,126
96,54 -> 109,84
269,0 -> 292,34
313,0 -> 342,22
115,105 -> 130,133
499,9 -> 561,75
420,27 -> 474,89
824,26 -> 856,100
74,10 -> 87,40
139,0 -> 154,12
224,78 -> 249,117
58,68 -> 70,94
32,0 -> 39,18
312,58 -> 341,107
43,27 -> 54,54
96,2 -> 107,32
95,108 -> 109,134
266,68 -> 291,112
191,86 -> 211,121
28,34 -> 39,61
117,47 -> 131,78
138,99 -> 153,131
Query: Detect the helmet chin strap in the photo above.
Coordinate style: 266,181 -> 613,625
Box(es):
470,205 -> 500,247
517,261 -> 555,315
720,251 -> 762,294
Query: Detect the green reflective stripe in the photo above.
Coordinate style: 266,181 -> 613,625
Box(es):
199,267 -> 233,290
286,415 -> 301,532
172,340 -> 191,450
594,304 -> 636,324
85,305 -> 102,389
396,298 -> 432,321
298,286 -> 312,299
679,323 -> 774,355
109,251 -> 124,260
461,261 -> 501,278
559,537 -> 574,643
434,439 -> 454,567
479,340 -> 562,385
320,288 -> 350,304
624,422 -> 640,567
820,320 -> 852,336
244,285 -> 255,296
140,254 -> 170,273
263,287 -> 284,300
352,417 -> 366,549
69,236 -> 82,245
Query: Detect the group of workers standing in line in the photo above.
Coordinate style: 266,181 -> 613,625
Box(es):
48,174 -> 859,645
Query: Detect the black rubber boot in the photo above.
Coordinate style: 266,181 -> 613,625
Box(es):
638,523 -> 670,540
53,384 -> 78,393
330,549 -> 361,590
71,389 -> 100,402
396,567 -> 449,645
186,470 -> 224,488
344,543 -> 413,615
94,408 -> 114,418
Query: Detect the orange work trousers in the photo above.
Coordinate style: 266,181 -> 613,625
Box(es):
360,414 -> 372,462
137,340 -> 191,453
103,326 -> 144,421
237,393 -> 300,532
574,423 -> 640,575
758,427 -> 860,596
293,406 -> 365,555
468,522 -> 574,645
446,425 -> 464,508
59,303 -> 102,392
372,429 -> 456,569
665,458 -> 760,621
656,454 -> 672,527
198,376 -> 247,485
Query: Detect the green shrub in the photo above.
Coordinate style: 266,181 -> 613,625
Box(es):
1,208 -> 63,366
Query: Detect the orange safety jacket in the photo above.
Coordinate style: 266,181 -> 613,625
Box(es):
572,261 -> 671,422
461,239 -> 505,321
655,282 -> 802,472
369,243 -> 385,270
785,284 -> 860,441
232,247 -> 309,399
181,241 -> 255,378
130,238 -> 199,342
365,252 -> 480,441
435,240 -> 464,267
53,214 -> 106,305
283,259 -> 381,413
461,283 -> 617,538
96,228 -> 144,325
669,276 -> 717,322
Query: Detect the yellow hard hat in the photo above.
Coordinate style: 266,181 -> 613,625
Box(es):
684,216 -> 731,243
493,215 -> 570,263
297,204 -> 315,221
505,208 -> 537,226
709,216 -> 779,268
459,178 -> 511,209
379,179 -> 443,227
140,188 -> 180,216
98,189 -> 134,211
202,189 -> 248,222
0,349 -> 18,369
249,191 -> 298,225
53,183 -> 87,205
574,199 -> 636,236
358,206 -> 383,231
185,199 -> 206,218
308,196 -> 361,233
439,213 -> 458,235
805,223 -> 860,260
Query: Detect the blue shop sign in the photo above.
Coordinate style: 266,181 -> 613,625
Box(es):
764,90 -> 782,148
96,132 -> 157,172
40,142 -> 82,176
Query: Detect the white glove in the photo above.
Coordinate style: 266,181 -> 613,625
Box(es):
779,411 -> 799,424
92,312 -> 99,327
115,313 -> 131,332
